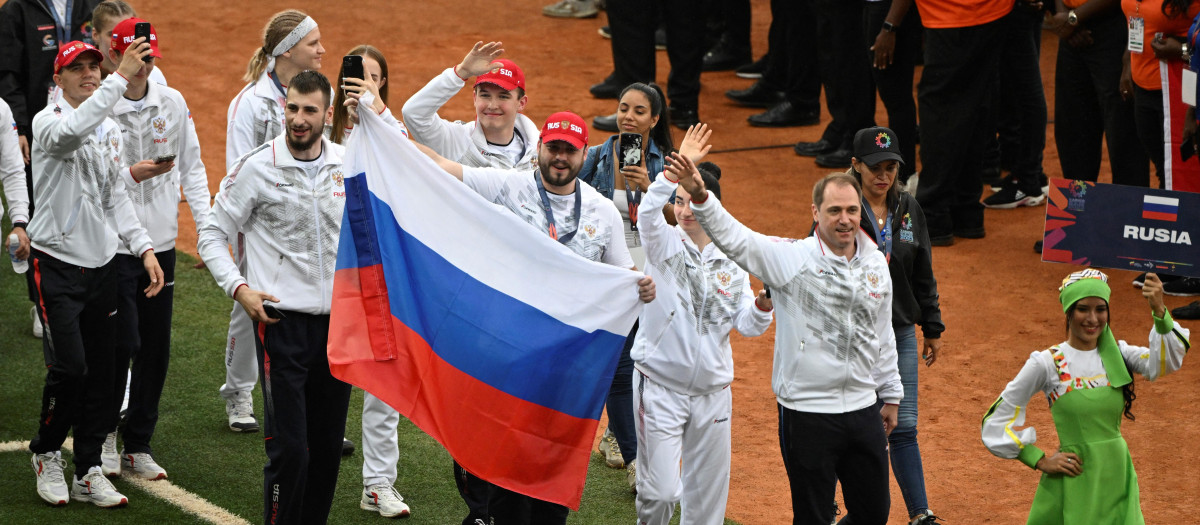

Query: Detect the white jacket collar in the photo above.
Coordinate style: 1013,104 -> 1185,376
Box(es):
269,134 -> 342,169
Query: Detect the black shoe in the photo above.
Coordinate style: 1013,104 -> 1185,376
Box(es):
929,233 -> 954,246
655,27 -> 667,50
954,226 -> 986,239
793,139 -> 836,157
669,106 -> 699,129
736,56 -> 767,79
982,165 -> 1003,188
1172,300 -> 1200,319
342,438 -> 355,457
590,75 -> 625,99
725,81 -> 786,108
1163,277 -> 1200,296
815,148 -> 852,168
598,25 -> 611,39
748,101 -> 819,128
593,112 -> 618,132
702,38 -> 751,72
1034,239 -> 1043,253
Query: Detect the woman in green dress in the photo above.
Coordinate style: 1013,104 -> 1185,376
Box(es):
981,269 -> 1190,524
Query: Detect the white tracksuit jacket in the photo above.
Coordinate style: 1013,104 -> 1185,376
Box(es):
632,177 -> 773,395
198,135 -> 346,314
0,97 -> 28,225
226,71 -> 285,171
401,67 -> 540,170
110,81 -> 210,254
28,72 -> 153,267
690,193 -> 902,413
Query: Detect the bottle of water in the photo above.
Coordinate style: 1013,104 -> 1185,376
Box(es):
9,233 -> 27,274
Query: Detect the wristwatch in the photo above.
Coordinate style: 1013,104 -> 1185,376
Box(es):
1067,9 -> 1079,26
882,21 -> 896,33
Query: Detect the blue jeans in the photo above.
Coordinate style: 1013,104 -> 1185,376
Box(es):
607,321 -> 637,463
889,324 -> 928,517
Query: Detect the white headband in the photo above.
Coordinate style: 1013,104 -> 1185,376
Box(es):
271,16 -> 317,57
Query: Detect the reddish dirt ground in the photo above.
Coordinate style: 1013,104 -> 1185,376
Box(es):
122,0 -> 1200,522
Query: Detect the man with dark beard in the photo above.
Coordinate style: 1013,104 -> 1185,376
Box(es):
197,70 -> 352,525
417,110 -> 655,524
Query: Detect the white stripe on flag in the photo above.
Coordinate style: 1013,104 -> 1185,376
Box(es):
1144,195 -> 1180,207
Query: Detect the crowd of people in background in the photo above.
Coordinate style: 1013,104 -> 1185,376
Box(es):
1,0 -> 1198,524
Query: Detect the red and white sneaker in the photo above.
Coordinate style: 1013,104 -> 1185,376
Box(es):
71,467 -> 128,507
32,451 -> 68,506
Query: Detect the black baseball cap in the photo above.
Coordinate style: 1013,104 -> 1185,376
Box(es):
852,126 -> 904,167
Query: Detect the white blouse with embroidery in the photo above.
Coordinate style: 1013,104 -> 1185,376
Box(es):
981,316 -> 1190,463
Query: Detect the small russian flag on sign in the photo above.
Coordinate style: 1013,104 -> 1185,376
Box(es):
1142,195 -> 1179,222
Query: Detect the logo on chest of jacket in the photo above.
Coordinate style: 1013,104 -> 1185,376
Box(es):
582,223 -> 596,238
274,182 -> 294,188
898,212 -> 914,243
151,117 -> 168,143
331,170 -> 344,187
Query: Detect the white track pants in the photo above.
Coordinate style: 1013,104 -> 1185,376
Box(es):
218,300 -> 258,400
361,392 -> 400,486
633,372 -> 732,525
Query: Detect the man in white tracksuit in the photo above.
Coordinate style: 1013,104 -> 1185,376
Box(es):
199,71 -> 350,525
100,18 -> 211,482
633,153 -> 774,524
400,40 -> 540,523
220,9 -> 324,433
27,39 -> 164,509
676,168 -> 902,525
1,97 -> 30,264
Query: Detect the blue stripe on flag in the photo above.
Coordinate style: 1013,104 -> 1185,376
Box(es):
344,174 -> 625,421
1143,202 -> 1178,214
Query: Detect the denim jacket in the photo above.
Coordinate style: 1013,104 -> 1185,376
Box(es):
577,135 -> 666,199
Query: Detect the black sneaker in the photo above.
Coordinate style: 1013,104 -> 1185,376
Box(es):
1163,277 -> 1200,296
983,177 -> 1045,209
342,438 -> 355,457
1034,239 -> 1043,253
1172,300 -> 1200,319
910,511 -> 942,524
1136,272 -> 1184,289
736,55 -> 767,79
598,25 -> 611,39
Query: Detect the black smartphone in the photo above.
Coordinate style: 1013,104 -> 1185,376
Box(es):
618,132 -> 642,170
764,286 -> 771,299
1182,135 -> 1197,162
153,153 -> 176,164
342,55 -> 364,82
134,22 -> 152,62
263,303 -> 286,320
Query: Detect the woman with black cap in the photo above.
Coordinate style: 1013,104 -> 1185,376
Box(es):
981,269 -> 1189,523
847,125 -> 944,524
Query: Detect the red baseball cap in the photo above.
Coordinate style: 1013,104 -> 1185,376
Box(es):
540,111 -> 588,149
54,41 -> 104,74
474,59 -> 524,92
110,18 -> 162,58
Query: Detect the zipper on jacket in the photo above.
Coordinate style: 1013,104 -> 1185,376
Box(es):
312,186 -> 325,308
842,260 -> 854,413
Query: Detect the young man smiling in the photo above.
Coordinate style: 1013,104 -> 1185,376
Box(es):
28,37 -> 165,509
199,70 -> 351,525
403,41 -> 540,171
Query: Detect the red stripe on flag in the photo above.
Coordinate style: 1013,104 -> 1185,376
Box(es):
1142,210 -> 1177,221
327,267 -> 597,509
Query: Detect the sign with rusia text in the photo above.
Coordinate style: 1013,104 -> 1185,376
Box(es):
1042,179 -> 1199,278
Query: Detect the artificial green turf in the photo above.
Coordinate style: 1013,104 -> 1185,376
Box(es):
0,237 -> 735,524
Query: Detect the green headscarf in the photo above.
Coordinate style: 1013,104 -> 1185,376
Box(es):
1058,269 -> 1132,388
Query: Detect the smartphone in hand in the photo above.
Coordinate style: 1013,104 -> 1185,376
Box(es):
618,132 -> 643,170
263,302 -> 286,320
153,154 -> 176,164
134,22 -> 152,62
342,55 -> 364,82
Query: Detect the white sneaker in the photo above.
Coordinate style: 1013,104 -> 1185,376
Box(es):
121,451 -> 167,480
361,484 -> 411,518
31,305 -> 43,339
226,391 -> 259,432
32,451 -> 68,506
101,431 -> 120,477
71,467 -> 128,507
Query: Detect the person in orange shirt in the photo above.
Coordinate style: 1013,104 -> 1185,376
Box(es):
911,0 -> 1014,246
1120,0 -> 1200,186
1046,0 -> 1150,189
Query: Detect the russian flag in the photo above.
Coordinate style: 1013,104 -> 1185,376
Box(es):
1142,195 -> 1179,222
327,108 -> 643,509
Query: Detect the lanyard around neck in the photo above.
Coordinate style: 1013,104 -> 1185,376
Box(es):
534,171 -> 582,245
44,0 -> 73,50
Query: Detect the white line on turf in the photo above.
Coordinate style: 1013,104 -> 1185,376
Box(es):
2,439 -> 250,524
